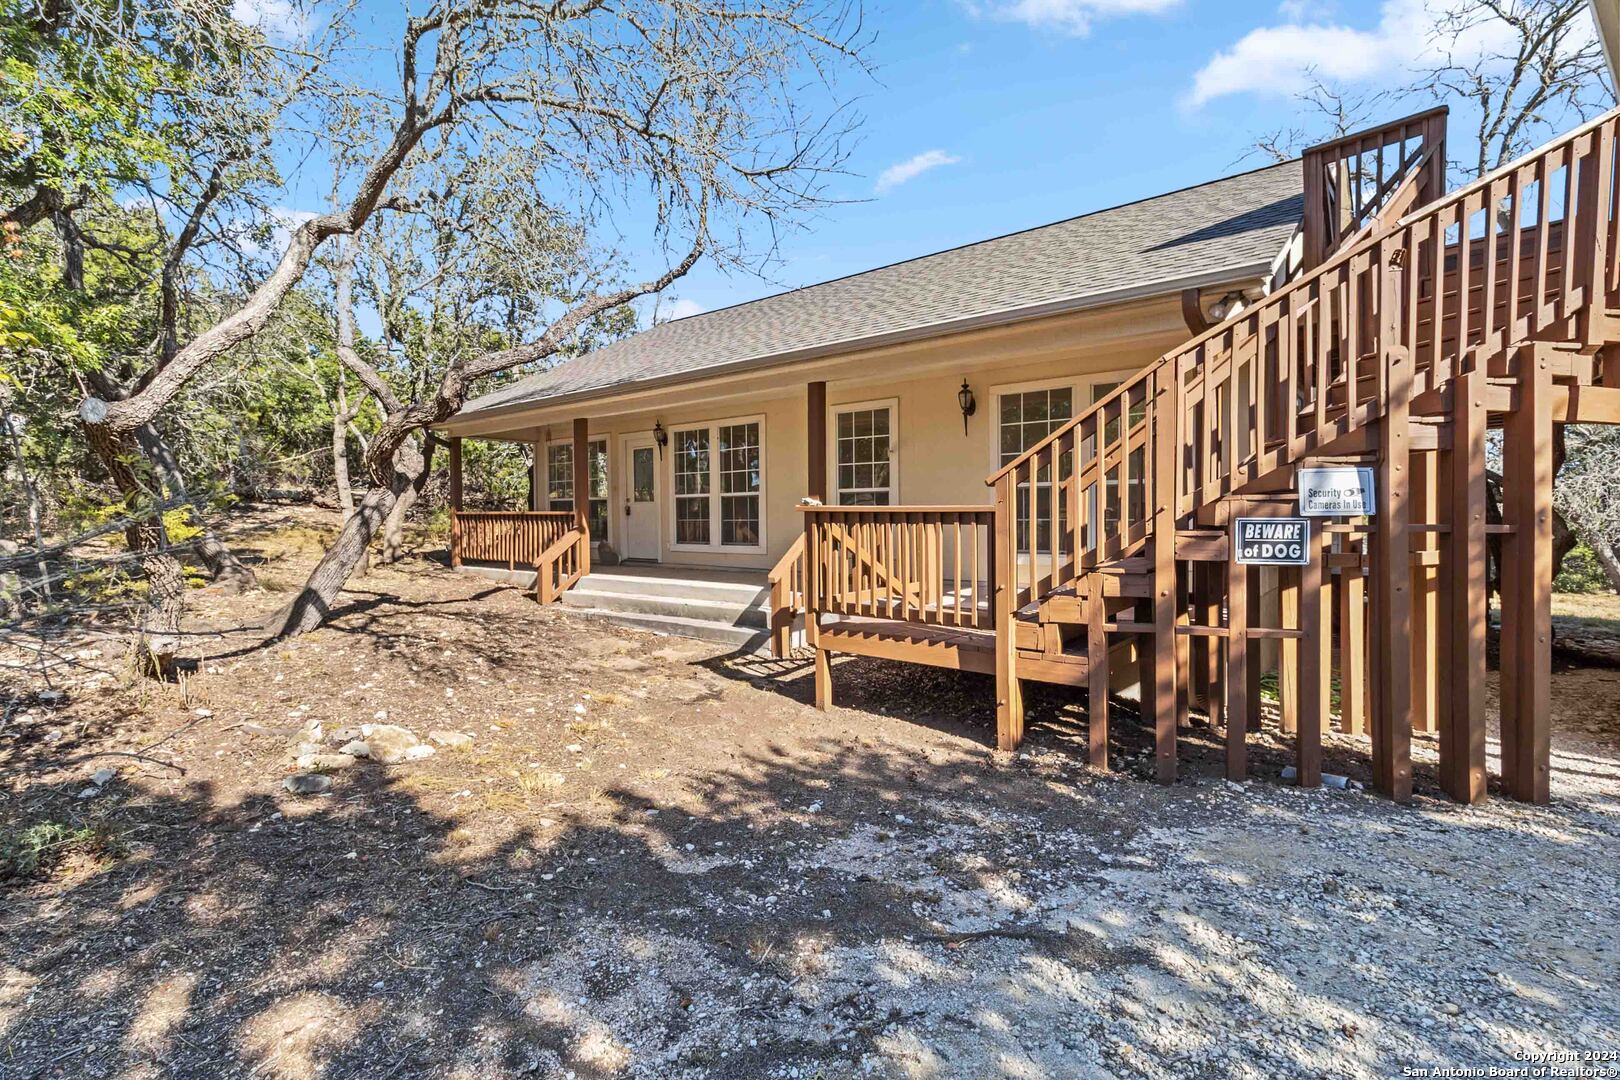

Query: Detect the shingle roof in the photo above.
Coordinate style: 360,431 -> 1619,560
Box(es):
458,160 -> 1303,417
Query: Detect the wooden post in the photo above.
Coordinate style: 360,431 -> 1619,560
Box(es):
1278,568 -> 1299,735
808,381 -> 827,503
1410,450 -> 1439,734
1297,526 -> 1327,787
1226,552 -> 1249,782
993,474 -> 1023,750
572,418 -> 591,577
814,645 -> 832,710
1150,367 -> 1178,785
1441,367 -> 1489,803
449,436 -> 464,569
1370,246 -> 1414,803
1088,589 -> 1108,770
1338,543 -> 1366,735
1500,348 -> 1553,804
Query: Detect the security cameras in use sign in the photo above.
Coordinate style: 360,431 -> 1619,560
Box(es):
1234,518 -> 1311,565
1298,466 -> 1376,516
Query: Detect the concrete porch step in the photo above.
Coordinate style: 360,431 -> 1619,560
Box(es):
560,606 -> 771,651
560,586 -> 769,629
570,566 -> 769,606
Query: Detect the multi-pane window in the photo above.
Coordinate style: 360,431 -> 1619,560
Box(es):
673,428 -> 711,545
835,406 -> 892,506
671,419 -> 766,548
719,423 -> 761,546
999,387 -> 1073,553
547,440 -> 608,538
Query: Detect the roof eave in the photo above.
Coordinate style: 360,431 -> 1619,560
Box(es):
439,257 -> 1279,432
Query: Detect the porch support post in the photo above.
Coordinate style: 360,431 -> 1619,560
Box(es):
572,418 -> 592,577
1369,248 -> 1413,803
1149,365 -> 1178,785
449,436 -> 463,569
1441,367 -> 1488,803
1500,347 -> 1553,804
993,473 -> 1023,750
808,380 -> 827,502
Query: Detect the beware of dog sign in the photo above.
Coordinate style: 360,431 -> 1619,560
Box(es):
1233,518 -> 1311,566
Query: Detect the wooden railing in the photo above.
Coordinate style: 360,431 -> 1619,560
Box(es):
452,511 -> 575,571
987,104 -> 1620,597
766,534 -> 806,658
801,506 -> 994,630
535,526 -> 588,604
1301,106 -> 1448,269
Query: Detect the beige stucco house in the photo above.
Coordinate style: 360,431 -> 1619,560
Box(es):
440,160 -> 1304,580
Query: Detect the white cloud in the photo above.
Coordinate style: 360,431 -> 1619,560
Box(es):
656,297 -> 706,323
231,0 -> 311,41
874,150 -> 962,195
976,0 -> 1179,36
1186,0 -> 1525,107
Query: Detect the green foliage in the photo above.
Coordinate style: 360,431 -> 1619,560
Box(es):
0,0 -> 178,204
0,819 -> 121,880
1554,542 -> 1611,594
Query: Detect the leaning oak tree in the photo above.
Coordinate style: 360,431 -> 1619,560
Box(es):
76,0 -> 868,653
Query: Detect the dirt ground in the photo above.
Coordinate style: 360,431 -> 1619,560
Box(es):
2,506 -> 1618,1079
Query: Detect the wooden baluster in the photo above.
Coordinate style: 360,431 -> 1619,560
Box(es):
1534,152 -> 1552,326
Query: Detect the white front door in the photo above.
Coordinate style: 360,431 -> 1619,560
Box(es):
622,435 -> 660,561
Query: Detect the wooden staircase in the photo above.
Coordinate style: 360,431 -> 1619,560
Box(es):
984,105 -> 1620,804
782,105 -> 1620,805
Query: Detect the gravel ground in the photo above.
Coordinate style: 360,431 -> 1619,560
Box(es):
1,507 -> 1617,1079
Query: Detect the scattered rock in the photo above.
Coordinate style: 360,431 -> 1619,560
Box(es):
283,774 -> 332,795
339,740 -> 371,758
403,744 -> 436,761
428,730 -> 473,749
358,724 -> 421,764
91,767 -> 117,787
296,753 -> 358,771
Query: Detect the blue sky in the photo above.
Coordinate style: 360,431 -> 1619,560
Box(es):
648,0 -> 1550,319
235,0 -> 1604,331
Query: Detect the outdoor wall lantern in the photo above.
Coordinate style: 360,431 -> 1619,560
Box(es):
653,420 -> 668,458
957,379 -> 977,435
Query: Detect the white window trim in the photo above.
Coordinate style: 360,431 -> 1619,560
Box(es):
667,412 -> 768,555
986,371 -> 1135,474
544,436 -> 611,545
827,396 -> 900,506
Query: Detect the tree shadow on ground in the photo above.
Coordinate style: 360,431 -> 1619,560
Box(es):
4,714 -> 1611,1079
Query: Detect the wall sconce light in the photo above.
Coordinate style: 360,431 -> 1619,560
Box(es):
653,421 -> 668,458
957,379 -> 977,436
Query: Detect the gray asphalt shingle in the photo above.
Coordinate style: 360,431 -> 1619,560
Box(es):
459,160 -> 1303,416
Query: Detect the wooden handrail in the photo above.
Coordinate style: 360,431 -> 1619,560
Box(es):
766,534 -> 806,658
535,526 -> 587,604
981,101 -> 1620,622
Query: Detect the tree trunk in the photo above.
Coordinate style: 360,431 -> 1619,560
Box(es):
80,411 -> 189,673
1596,540 -> 1620,594
265,437 -> 435,639
265,482 -> 401,639
133,422 -> 258,592
381,479 -> 417,563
